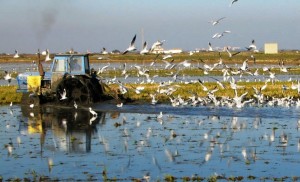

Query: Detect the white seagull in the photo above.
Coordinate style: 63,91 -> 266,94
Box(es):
162,54 -> 172,60
44,49 -> 51,62
209,17 -> 226,26
13,50 -> 19,58
157,111 -> 163,120
89,107 -> 98,117
4,71 -> 12,85
178,60 -> 192,68
97,63 -> 110,74
123,34 -> 137,54
29,103 -> 34,108
74,101 -> 78,109
150,40 -> 165,53
212,31 -> 231,39
101,47 -> 109,55
230,0 -> 238,7
60,88 -> 67,100
208,42 -> 213,52
246,39 -> 258,52
226,47 -> 241,58
116,102 -> 123,108
140,41 -> 149,55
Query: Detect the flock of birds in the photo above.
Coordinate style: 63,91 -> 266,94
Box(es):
2,0 -> 300,111
88,0 -> 295,110
96,54 -> 300,110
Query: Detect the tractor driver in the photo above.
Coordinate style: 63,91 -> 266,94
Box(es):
70,58 -> 82,71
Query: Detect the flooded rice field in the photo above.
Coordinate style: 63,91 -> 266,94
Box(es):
0,62 -> 298,86
1,103 -> 300,181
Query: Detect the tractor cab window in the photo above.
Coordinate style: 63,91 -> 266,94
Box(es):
70,57 -> 82,72
52,58 -> 66,72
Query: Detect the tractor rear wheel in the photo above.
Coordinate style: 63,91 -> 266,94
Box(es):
56,77 -> 91,105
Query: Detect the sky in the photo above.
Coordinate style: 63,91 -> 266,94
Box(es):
1,0 -> 300,53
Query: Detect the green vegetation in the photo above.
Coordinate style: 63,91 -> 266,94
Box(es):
0,86 -> 22,104
89,51 -> 300,65
1,51 -> 300,64
105,81 -> 300,103
1,80 -> 300,105
1,51 -> 300,105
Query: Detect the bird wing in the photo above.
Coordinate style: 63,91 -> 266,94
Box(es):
232,51 -> 241,57
217,17 -> 226,22
212,33 -> 219,39
130,34 -> 137,46
143,41 -> 147,49
122,50 -> 129,55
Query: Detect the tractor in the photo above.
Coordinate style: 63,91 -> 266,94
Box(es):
17,53 -> 111,106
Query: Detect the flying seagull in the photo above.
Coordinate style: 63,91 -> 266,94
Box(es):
212,31 -> 231,39
45,49 -> 51,62
230,0 -> 238,7
226,47 -> 241,58
4,71 -> 12,85
150,40 -> 165,53
60,88 -> 67,100
246,39 -> 258,52
101,47 -> 108,55
208,42 -> 213,52
209,17 -> 226,26
13,50 -> 19,58
123,34 -> 137,54
140,41 -> 149,55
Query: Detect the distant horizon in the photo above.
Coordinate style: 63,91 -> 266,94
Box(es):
2,46 -> 300,55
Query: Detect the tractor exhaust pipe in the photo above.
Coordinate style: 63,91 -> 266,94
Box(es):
37,49 -> 45,77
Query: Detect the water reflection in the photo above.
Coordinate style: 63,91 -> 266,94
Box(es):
20,105 -> 105,153
1,104 -> 299,180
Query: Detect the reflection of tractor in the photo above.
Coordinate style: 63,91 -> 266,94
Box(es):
17,53 -> 111,106
19,105 -> 106,153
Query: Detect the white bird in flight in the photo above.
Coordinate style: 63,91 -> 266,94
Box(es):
60,88 -> 67,100
140,41 -> 149,55
123,34 -> 137,54
74,101 -> 78,109
230,0 -> 238,7
212,31 -> 231,39
97,63 -> 110,74
13,50 -> 19,58
89,107 -> 98,117
208,42 -> 213,51
101,47 -> 109,55
246,39 -> 258,52
150,40 -> 165,52
162,54 -> 172,60
209,17 -> 226,26
4,71 -> 12,85
44,49 -> 51,62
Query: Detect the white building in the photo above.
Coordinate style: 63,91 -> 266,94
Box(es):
264,43 -> 278,54
164,48 -> 183,54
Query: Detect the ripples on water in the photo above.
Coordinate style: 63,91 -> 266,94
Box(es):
0,103 -> 299,180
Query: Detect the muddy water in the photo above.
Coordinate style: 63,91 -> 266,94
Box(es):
0,103 -> 300,180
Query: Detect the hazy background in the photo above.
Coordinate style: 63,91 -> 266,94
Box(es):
0,0 -> 300,53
